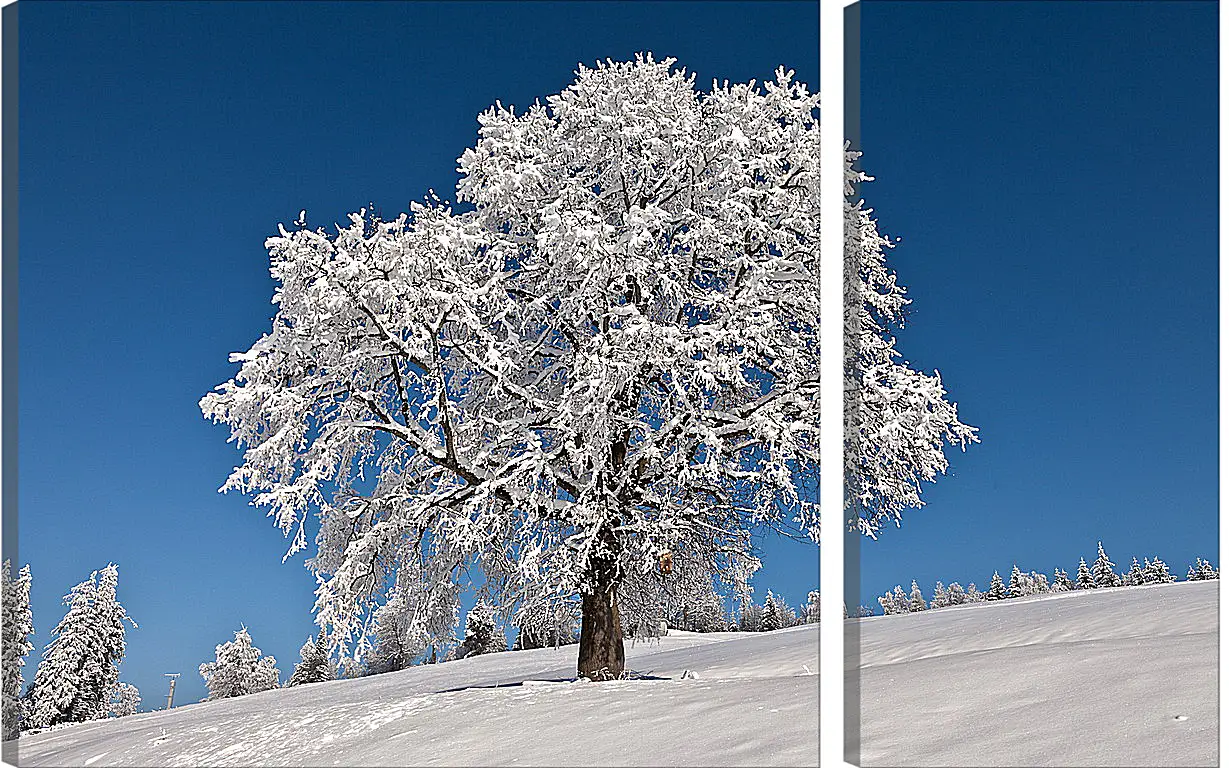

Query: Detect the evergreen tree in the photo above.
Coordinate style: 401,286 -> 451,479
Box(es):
365,595 -> 423,675
1196,558 -> 1219,580
1092,542 -> 1118,588
965,583 -> 984,602
457,602 -> 504,659
1143,557 -> 1175,584
199,627 -> 280,701
288,630 -> 334,686
738,602 -> 764,633
946,582 -> 966,606
805,591 -> 820,624
908,581 -> 927,612
1031,571 -> 1049,594
1124,557 -> 1145,586
891,585 -> 910,614
1076,557 -> 1095,589
2,561 -> 34,739
930,581 -> 949,609
986,571 -> 1007,601
1007,565 -> 1024,598
877,591 -> 897,616
1052,568 -> 1073,591
30,565 -> 135,728
761,591 -> 782,631
107,682 -> 140,718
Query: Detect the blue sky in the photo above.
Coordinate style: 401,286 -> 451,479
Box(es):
853,1 -> 1218,608
15,1 -> 818,710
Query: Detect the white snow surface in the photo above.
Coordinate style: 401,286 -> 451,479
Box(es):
855,579 -> 1218,766
14,625 -> 819,767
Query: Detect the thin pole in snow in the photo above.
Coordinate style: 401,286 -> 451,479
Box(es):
163,673 -> 180,710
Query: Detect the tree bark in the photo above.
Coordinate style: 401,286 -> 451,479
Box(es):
576,527 -> 626,681
577,575 -> 625,681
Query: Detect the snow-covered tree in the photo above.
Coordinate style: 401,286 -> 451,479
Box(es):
2,561 -> 33,739
1092,542 -> 1118,588
514,600 -> 579,650
986,571 -> 1007,601
965,583 -> 984,602
930,581 -> 949,609
1124,557 -> 1145,587
457,602 -> 504,659
199,627 -> 280,701
738,601 -> 765,633
890,585 -> 910,614
1143,557 -> 1175,584
1052,568 -> 1073,591
946,582 -> 966,606
618,548 -> 744,638
805,591 -> 820,623
761,591 -> 783,631
877,590 -> 898,616
201,55 -> 823,682
843,148 -> 978,539
30,565 -> 135,728
907,580 -> 927,612
1196,558 -> 1218,580
1076,558 -> 1095,589
288,631 -> 334,686
1007,565 -> 1024,598
107,682 -> 140,718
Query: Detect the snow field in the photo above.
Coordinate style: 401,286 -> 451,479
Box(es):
855,579 -> 1217,766
16,624 -> 819,767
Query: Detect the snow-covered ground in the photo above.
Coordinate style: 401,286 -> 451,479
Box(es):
854,579 -> 1218,767
13,624 -> 819,767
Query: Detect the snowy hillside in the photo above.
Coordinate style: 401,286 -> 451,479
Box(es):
14,625 -> 819,767
855,579 -> 1218,767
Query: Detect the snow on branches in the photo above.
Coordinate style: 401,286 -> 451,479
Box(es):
201,55 -> 821,674
843,148 -> 977,537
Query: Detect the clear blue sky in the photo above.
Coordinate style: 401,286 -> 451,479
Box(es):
15,1 -> 818,710
853,1 -> 1218,608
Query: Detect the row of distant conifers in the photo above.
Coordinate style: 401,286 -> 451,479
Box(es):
864,542 -> 1219,618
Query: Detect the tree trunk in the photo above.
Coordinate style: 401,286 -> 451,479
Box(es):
577,576 -> 625,681
576,526 -> 625,681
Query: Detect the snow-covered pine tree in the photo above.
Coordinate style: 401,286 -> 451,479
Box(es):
907,581 -> 927,612
986,571 -> 1007,601
930,581 -> 949,609
877,591 -> 897,616
1007,565 -> 1024,598
891,585 -> 910,614
199,627 -> 280,700
1076,558 -> 1095,589
1124,557 -> 1145,586
1196,558 -> 1219,580
1052,568 -> 1072,591
30,565 -> 135,728
946,582 -> 966,606
1030,571 -> 1049,594
777,595 -> 798,628
107,683 -> 140,718
1143,557 -> 1175,584
738,601 -> 765,633
201,55 -> 825,682
965,583 -> 984,602
761,591 -> 782,631
1092,542 -> 1118,588
2,561 -> 34,739
806,591 -> 820,623
288,630 -> 334,686
457,602 -> 504,659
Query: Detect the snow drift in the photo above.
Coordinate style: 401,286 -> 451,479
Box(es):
13,624 -> 819,767
854,579 -> 1218,766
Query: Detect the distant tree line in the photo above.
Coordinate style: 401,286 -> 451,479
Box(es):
867,543 -> 1219,617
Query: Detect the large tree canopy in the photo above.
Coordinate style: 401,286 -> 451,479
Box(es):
202,55 -> 819,679
203,54 -> 969,679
